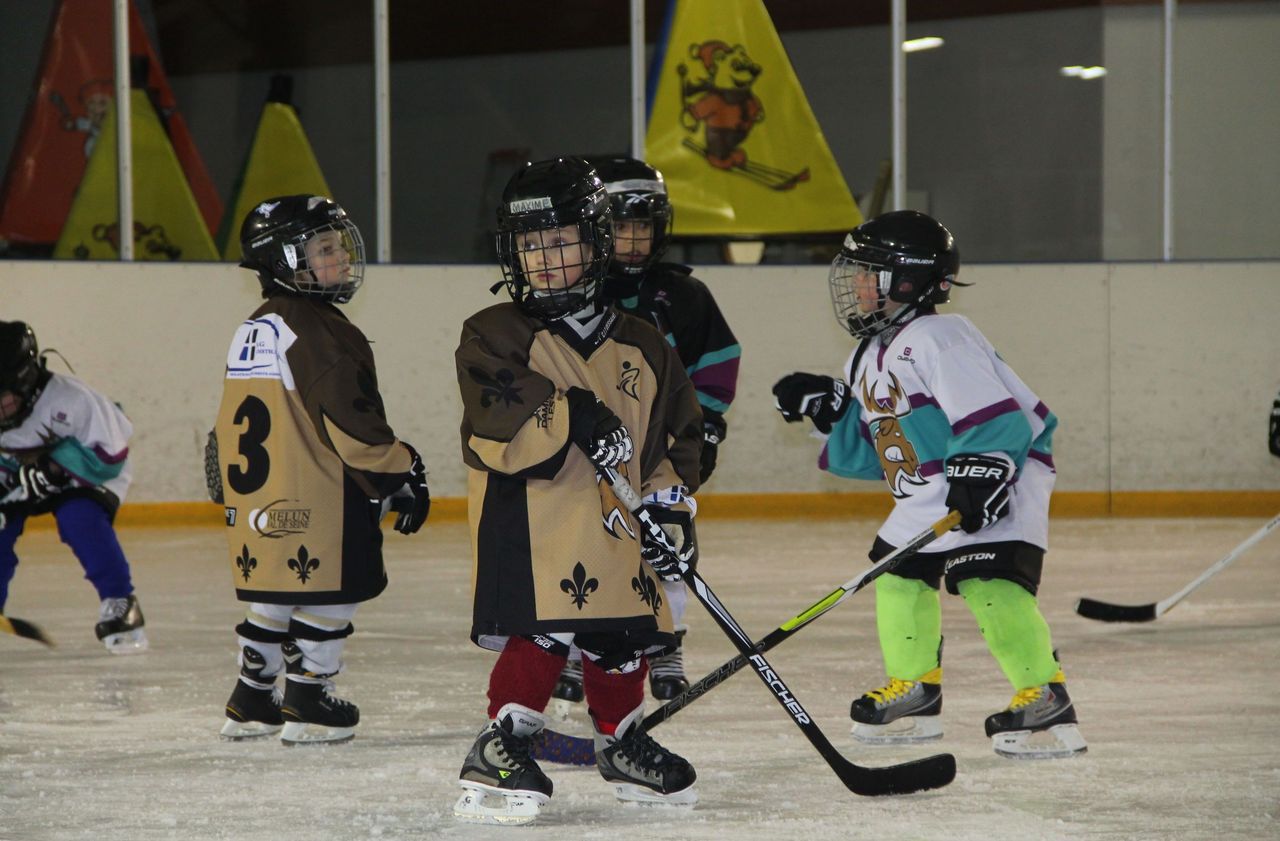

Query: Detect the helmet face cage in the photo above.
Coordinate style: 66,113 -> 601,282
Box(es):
240,196 -> 366,304
495,158 -> 614,320
829,212 -> 959,338
605,181 -> 673,276
0,321 -> 45,430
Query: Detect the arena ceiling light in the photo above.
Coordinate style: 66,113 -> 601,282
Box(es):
1061,65 -> 1107,79
902,37 -> 944,52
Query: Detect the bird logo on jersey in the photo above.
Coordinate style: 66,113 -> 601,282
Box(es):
859,371 -> 926,499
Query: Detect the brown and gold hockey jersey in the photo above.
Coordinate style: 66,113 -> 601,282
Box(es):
216,295 -> 413,605
456,303 -> 703,649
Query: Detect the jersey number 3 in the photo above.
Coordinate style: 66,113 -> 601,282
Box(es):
227,395 -> 270,495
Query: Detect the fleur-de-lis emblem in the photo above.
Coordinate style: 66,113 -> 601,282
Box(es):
287,545 -> 320,584
631,565 -> 663,615
469,366 -> 524,409
236,544 -> 257,582
560,562 -> 599,609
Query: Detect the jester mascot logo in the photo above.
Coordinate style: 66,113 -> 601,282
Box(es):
678,40 -> 809,191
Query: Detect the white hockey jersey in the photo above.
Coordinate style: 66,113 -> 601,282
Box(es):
820,313 -> 1056,552
0,373 -> 133,503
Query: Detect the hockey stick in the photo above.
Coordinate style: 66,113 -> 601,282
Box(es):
1076,511 -> 1280,623
0,614 -> 55,647
601,467 -> 955,796
535,509 -> 961,764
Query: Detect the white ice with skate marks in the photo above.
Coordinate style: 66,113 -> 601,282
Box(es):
0,518 -> 1277,839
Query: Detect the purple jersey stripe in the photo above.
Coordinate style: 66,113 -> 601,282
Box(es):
919,459 -> 944,477
690,358 -> 739,406
93,444 -> 129,465
952,398 -> 1021,435
1028,449 -> 1056,471
909,392 -> 941,411
1034,401 -> 1050,421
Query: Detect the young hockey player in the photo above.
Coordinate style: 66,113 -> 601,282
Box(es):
453,157 -> 703,824
772,210 -> 1086,760
0,320 -> 148,654
215,195 -> 430,745
549,156 -> 741,710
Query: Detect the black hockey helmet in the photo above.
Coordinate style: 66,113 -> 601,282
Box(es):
239,195 -> 365,304
591,156 -> 673,280
495,157 -> 614,320
0,320 -> 49,430
829,210 -> 963,338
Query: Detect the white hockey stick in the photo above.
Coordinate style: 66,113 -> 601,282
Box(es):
1076,511 -> 1280,623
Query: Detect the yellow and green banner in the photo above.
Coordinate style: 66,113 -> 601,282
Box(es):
220,100 -> 332,260
646,0 -> 863,236
54,89 -> 218,261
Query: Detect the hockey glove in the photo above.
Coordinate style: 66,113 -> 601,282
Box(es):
1270,392 -> 1280,458
566,387 -> 633,470
944,454 -> 1015,534
637,504 -> 698,582
392,443 -> 431,535
771,373 -> 851,434
699,411 -> 727,484
1,461 -> 65,506
204,428 -> 224,505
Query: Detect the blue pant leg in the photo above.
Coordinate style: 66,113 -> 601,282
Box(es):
53,497 -> 134,600
0,511 -> 29,611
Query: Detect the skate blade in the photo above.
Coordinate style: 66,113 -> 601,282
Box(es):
280,721 -> 355,745
103,629 -> 149,655
992,723 -> 1088,760
220,719 -> 284,740
851,715 -> 944,744
454,783 -> 547,825
612,782 -> 698,807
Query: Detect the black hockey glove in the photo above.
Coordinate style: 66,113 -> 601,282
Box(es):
771,373 -> 851,434
699,411 -> 727,484
944,454 -> 1014,534
1270,392 -> 1280,458
566,387 -> 633,470
637,504 -> 698,582
1,460 -> 66,506
204,428 -> 224,505
392,443 -> 431,535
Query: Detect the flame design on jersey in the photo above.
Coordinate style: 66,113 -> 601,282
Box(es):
859,371 -> 927,499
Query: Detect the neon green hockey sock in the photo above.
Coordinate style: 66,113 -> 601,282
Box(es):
874,573 -> 942,680
959,577 -> 1059,689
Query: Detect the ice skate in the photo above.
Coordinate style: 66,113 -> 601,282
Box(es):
220,646 -> 284,740
647,629 -> 689,700
454,703 -> 553,826
95,595 -> 148,654
548,658 -> 583,721
278,642 -> 358,745
985,671 -> 1086,759
594,704 -> 697,806
850,666 -> 943,744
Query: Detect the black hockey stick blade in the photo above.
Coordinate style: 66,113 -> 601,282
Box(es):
1,614 -> 56,646
838,751 -> 957,797
1075,597 -> 1158,623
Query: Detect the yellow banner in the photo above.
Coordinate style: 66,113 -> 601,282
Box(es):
646,0 -> 863,237
221,102 -> 332,260
54,89 -> 218,260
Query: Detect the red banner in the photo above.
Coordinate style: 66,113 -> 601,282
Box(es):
0,0 -> 222,250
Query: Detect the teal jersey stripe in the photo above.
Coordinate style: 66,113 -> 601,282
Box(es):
686,343 -> 742,376
696,392 -> 732,414
947,411 -> 1033,468
50,438 -> 125,485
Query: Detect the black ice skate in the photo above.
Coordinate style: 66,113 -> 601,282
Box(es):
985,670 -> 1087,759
548,658 -> 583,721
279,642 -> 359,745
220,645 -> 284,740
454,703 -> 554,826
850,666 -> 943,744
647,628 -> 689,700
95,595 -> 148,655
594,704 -> 697,806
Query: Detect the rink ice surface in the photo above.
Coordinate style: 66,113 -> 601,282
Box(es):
1,516 -> 1278,841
